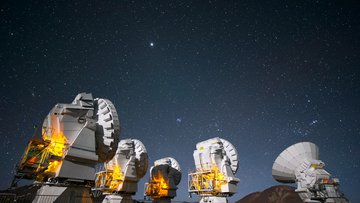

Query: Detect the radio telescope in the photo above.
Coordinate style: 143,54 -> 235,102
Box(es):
144,157 -> 182,203
93,138 -> 148,203
12,93 -> 120,202
272,142 -> 349,203
188,137 -> 240,203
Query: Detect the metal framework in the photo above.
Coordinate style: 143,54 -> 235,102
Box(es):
11,128 -> 69,186
188,169 -> 228,196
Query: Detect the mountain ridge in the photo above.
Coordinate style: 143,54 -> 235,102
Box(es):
236,185 -> 303,203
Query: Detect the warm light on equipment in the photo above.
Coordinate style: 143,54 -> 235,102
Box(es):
145,171 -> 170,198
93,138 -> 148,203
144,157 -> 182,203
13,129 -> 69,183
188,137 -> 240,203
11,93 -> 120,203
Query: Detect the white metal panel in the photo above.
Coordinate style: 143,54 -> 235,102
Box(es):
220,138 -> 239,174
272,142 -> 319,183
133,139 -> 148,178
96,98 -> 120,162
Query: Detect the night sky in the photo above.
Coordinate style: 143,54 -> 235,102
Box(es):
1,1 -> 359,202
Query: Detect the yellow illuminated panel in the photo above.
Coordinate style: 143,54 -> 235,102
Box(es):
188,165 -> 227,195
109,165 -> 124,190
42,131 -> 68,175
16,129 -> 69,181
94,164 -> 124,193
145,171 -> 170,198
311,164 -> 318,169
43,131 -> 68,157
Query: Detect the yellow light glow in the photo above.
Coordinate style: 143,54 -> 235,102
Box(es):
42,131 -> 68,175
17,130 -> 69,181
109,165 -> 124,190
44,160 -> 61,174
189,164 -> 227,195
94,164 -> 125,193
311,164 -> 318,169
146,171 -> 169,198
43,131 -> 68,157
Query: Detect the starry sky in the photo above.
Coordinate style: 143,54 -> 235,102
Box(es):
0,0 -> 359,202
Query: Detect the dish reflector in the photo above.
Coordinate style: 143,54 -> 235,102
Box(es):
220,138 -> 239,174
272,142 -> 319,183
96,98 -> 120,162
133,139 -> 148,178
154,157 -> 181,185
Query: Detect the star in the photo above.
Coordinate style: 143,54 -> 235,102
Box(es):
150,42 -> 154,47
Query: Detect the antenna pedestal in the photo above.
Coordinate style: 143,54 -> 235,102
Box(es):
152,197 -> 172,203
200,196 -> 228,203
33,184 -> 92,203
102,194 -> 133,203
296,189 -> 321,203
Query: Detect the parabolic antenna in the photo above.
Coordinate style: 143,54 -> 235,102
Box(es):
272,142 -> 319,183
155,157 -> 181,171
23,93 -> 121,182
133,139 -> 148,178
10,93 -> 122,203
189,137 -> 240,203
93,138 -> 148,202
145,157 -> 182,201
220,138 -> 239,174
154,157 -> 181,185
96,98 -> 120,162
106,139 -> 148,179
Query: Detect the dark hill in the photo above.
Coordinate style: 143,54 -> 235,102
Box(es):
236,185 -> 303,203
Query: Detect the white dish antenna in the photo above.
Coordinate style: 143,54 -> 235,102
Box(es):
154,157 -> 181,171
154,157 -> 181,185
96,98 -> 120,162
272,142 -> 319,183
132,139 -> 148,178
220,138 -> 239,174
106,139 -> 148,180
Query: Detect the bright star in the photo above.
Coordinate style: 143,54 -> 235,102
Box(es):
150,42 -> 154,47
